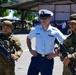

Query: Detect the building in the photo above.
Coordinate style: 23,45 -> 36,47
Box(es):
0,0 -> 76,34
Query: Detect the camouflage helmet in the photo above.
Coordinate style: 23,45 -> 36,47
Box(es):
0,20 -> 14,28
68,14 -> 76,24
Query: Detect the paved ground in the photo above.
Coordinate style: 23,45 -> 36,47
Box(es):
14,34 -> 67,75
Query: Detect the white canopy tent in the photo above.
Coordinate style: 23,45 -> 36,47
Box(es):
2,15 -> 20,21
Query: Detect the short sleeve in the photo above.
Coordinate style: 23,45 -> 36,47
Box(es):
28,29 -> 35,39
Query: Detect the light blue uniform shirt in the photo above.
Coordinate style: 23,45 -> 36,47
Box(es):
28,25 -> 66,54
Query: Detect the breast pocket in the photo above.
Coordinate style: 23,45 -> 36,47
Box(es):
47,35 -> 55,44
36,34 -> 43,43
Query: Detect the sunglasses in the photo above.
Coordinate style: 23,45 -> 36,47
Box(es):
40,17 -> 48,20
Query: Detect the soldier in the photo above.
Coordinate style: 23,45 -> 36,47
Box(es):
62,14 -> 76,75
0,20 -> 23,75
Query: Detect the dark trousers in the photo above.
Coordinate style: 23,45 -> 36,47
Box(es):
27,54 -> 54,75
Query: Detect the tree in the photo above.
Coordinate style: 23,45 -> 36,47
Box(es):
13,10 -> 21,17
0,0 -> 9,17
13,10 -> 38,22
25,11 -> 34,21
0,0 -> 37,21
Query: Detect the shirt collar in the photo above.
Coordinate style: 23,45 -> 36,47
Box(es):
39,24 -> 53,32
47,25 -> 53,30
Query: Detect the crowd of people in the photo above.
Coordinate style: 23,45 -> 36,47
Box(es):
0,9 -> 76,75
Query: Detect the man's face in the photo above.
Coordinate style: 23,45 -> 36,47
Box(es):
68,22 -> 76,31
40,17 -> 51,26
2,25 -> 12,35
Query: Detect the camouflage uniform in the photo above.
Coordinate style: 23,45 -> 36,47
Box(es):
0,33 -> 23,75
63,33 -> 76,75
0,20 -> 23,75
62,13 -> 76,75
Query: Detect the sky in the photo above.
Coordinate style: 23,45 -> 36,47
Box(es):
9,10 -> 14,17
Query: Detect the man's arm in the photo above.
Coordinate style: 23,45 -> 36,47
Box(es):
26,37 -> 37,56
26,37 -> 32,51
10,35 -> 23,60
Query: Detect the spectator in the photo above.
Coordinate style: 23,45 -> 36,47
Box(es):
62,21 -> 67,34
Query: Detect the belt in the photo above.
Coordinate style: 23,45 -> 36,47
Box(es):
37,53 -> 48,57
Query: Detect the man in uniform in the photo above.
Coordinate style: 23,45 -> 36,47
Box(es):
0,20 -> 23,75
62,14 -> 76,75
26,9 -> 65,75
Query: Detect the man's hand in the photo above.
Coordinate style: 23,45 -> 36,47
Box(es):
63,57 -> 70,66
46,53 -> 55,60
54,47 -> 61,56
29,49 -> 38,56
11,54 -> 18,60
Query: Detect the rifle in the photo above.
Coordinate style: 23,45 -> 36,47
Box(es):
54,38 -> 76,75
0,39 -> 14,64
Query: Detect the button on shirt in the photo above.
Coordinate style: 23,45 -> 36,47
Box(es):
28,25 -> 66,54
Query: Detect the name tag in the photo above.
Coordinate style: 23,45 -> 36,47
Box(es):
36,33 -> 40,35
48,34 -> 54,37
